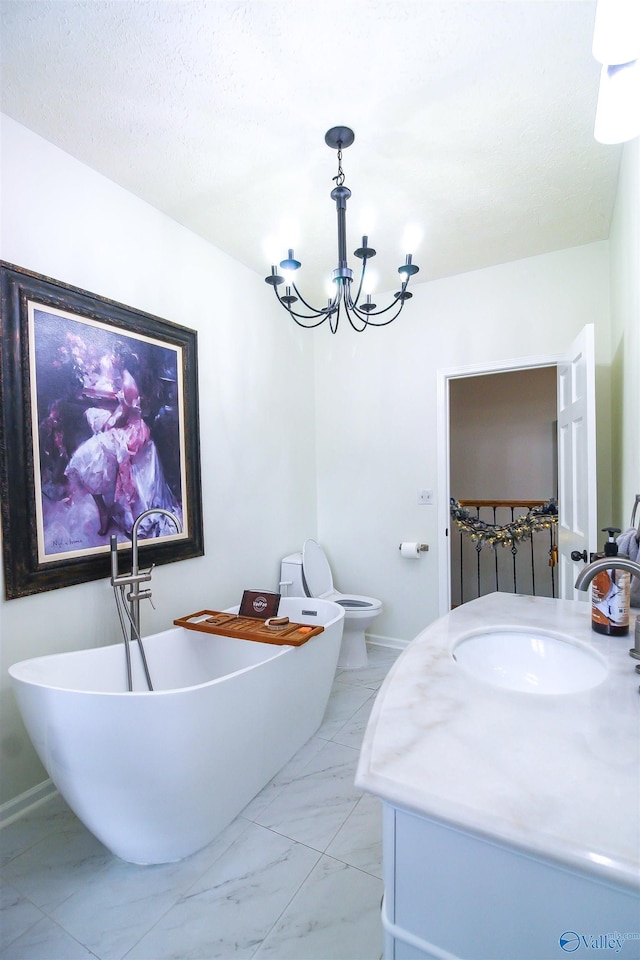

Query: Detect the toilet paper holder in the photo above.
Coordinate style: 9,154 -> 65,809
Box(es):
398,542 -> 429,552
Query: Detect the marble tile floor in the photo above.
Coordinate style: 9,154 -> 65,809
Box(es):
0,643 -> 401,960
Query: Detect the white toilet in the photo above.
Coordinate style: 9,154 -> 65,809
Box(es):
280,539 -> 382,669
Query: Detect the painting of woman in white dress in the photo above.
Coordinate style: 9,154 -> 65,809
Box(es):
32,306 -> 185,559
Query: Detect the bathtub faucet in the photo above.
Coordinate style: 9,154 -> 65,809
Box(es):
574,556 -> 640,659
110,508 -> 182,640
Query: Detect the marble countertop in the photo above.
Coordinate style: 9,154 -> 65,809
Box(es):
356,593 -> 640,890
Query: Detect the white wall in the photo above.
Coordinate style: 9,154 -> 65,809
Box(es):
314,242 -> 612,643
609,137 -> 640,529
0,116 -> 318,804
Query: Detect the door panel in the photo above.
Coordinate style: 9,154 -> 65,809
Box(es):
556,324 -> 598,600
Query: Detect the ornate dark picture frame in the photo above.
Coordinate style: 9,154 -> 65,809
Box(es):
0,262 -> 203,599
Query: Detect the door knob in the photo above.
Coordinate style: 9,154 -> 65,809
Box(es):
571,549 -> 588,563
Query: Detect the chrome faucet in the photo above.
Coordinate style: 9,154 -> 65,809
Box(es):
110,508 -> 182,639
574,556 -> 640,658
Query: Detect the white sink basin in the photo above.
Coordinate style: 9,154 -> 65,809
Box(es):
452,628 -> 607,694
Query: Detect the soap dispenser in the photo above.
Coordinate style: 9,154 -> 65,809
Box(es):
591,527 -> 631,636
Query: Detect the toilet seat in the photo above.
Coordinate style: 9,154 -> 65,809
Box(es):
302,538 -> 336,598
301,539 -> 382,614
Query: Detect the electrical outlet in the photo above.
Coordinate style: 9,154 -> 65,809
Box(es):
418,489 -> 434,505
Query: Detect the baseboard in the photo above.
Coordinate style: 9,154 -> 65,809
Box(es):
366,634 -> 408,651
0,779 -> 57,829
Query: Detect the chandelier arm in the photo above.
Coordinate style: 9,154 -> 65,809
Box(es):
330,300 -> 341,335
290,313 -> 331,330
350,299 -> 406,328
356,297 -> 403,316
352,274 -> 413,315
349,260 -> 367,308
273,287 -> 330,327
274,284 -> 326,319
347,262 -> 415,316
290,282 -> 339,316
342,299 -> 371,334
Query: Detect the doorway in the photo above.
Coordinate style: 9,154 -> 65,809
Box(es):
436,325 -> 597,615
448,367 -> 558,607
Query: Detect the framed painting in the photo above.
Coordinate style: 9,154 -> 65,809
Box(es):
0,262 -> 203,599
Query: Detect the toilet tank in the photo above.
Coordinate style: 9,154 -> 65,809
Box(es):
280,553 -> 307,597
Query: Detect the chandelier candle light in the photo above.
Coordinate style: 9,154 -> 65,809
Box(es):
265,126 -> 420,333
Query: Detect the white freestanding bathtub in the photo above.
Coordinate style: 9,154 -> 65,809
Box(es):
9,598 -> 344,864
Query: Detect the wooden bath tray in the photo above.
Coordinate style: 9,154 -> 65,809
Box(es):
173,610 -> 324,646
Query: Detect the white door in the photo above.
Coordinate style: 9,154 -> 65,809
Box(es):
556,324 -> 598,600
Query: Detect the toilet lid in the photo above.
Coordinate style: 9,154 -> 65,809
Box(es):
302,539 -> 334,598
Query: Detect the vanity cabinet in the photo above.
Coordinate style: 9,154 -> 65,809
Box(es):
356,597 -> 640,960
382,804 -> 640,960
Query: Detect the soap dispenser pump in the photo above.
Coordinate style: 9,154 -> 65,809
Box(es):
591,527 -> 631,636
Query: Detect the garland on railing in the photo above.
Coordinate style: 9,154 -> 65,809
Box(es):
450,499 -> 558,549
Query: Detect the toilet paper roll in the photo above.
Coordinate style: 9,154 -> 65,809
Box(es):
399,542 -> 421,558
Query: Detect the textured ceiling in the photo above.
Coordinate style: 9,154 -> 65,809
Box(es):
0,0 -> 621,303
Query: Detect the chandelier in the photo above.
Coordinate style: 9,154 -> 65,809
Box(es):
264,126 -> 420,333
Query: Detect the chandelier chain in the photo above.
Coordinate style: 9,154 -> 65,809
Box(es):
332,144 -> 346,187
